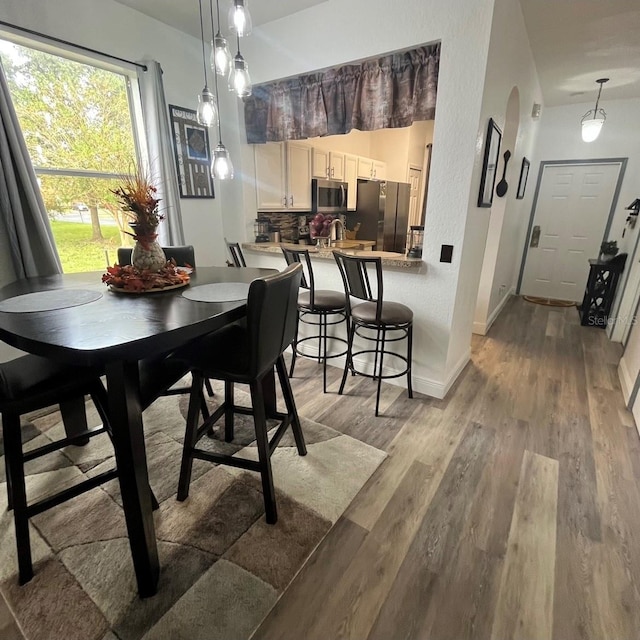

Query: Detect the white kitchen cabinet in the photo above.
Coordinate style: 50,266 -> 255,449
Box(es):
344,153 -> 358,210
357,156 -> 374,180
255,141 -> 312,211
312,148 -> 330,179
357,155 -> 387,180
328,152 -> 345,180
373,160 -> 387,180
287,142 -> 312,210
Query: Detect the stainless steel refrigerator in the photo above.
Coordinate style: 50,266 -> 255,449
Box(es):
354,180 -> 411,252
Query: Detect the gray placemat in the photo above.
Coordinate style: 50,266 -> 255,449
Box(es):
0,289 -> 103,313
182,282 -> 250,303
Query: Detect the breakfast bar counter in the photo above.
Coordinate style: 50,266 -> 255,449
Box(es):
242,242 -> 424,270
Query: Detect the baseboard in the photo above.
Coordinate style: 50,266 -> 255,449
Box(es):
619,356 -> 634,405
473,289 -> 514,336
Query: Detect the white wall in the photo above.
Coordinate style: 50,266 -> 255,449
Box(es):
226,0 -> 496,396
447,0 -> 541,360
0,0 -> 232,270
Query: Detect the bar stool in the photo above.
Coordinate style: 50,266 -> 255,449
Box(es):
176,264 -> 306,524
282,247 -> 348,393
225,238 -> 247,267
333,251 -> 413,416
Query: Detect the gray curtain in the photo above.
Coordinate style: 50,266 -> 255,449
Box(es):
137,60 -> 185,246
245,43 -> 440,144
0,61 -> 62,279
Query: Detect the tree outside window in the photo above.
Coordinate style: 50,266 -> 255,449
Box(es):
0,40 -> 142,272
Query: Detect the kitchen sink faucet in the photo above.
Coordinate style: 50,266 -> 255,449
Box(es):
328,218 -> 345,246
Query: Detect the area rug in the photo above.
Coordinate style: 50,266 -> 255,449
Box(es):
522,295 -> 576,307
0,381 -> 386,640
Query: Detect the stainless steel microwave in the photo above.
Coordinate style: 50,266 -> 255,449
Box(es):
311,179 -> 348,214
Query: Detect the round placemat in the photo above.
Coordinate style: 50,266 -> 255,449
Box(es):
182,282 -> 250,303
0,289 -> 103,313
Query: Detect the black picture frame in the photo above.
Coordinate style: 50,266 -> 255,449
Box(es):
168,104 -> 214,199
477,118 -> 502,207
516,157 -> 530,200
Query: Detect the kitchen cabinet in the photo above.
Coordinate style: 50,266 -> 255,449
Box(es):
313,149 -> 345,180
329,152 -> 345,180
357,156 -> 387,180
344,153 -> 358,210
255,142 -> 312,211
312,148 -> 330,178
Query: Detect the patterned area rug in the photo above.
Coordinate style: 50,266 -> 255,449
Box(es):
0,381 -> 386,640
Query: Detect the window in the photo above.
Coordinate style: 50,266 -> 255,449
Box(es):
0,39 -> 143,272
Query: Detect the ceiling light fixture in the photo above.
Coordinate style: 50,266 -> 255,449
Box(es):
196,0 -> 218,127
211,0 -> 232,76
228,0 -> 252,37
209,0 -> 233,179
581,78 -> 608,143
228,34 -> 252,97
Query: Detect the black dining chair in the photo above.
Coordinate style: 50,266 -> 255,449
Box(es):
176,263 -> 306,524
117,245 -> 196,268
1,351 -> 193,585
281,247 -> 348,392
225,238 -> 247,267
1,355 -> 114,584
333,251 -> 414,416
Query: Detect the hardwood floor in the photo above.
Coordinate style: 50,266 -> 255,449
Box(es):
255,296 -> 640,640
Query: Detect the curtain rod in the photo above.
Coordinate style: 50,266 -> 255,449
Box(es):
0,19 -> 147,71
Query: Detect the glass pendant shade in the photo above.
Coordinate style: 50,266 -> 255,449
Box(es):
581,112 -> 605,142
212,142 -> 234,180
228,0 -> 252,37
228,54 -> 252,97
212,33 -> 232,76
196,87 -> 218,127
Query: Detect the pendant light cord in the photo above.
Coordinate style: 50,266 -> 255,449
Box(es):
211,0 -> 224,144
198,0 -> 208,86
594,82 -> 603,112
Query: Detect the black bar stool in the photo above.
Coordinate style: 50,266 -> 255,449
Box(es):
225,238 -> 247,267
282,247 -> 348,393
333,251 -> 414,416
176,264 -> 307,524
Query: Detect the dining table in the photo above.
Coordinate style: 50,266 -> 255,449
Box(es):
0,265 -> 276,597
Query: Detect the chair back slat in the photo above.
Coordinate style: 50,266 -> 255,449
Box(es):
225,238 -> 247,267
333,251 -> 384,321
247,263 -> 302,377
281,247 -> 313,292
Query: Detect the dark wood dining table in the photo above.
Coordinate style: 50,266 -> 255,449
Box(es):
0,266 -> 275,597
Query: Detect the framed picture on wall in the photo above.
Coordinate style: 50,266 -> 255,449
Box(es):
516,157 -> 530,200
168,104 -> 214,198
477,117 -> 502,207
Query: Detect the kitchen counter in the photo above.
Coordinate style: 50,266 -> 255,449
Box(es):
242,242 -> 424,270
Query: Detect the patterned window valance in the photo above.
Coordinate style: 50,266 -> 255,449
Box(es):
244,43 -> 440,144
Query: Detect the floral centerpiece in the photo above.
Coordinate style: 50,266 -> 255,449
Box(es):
111,169 -> 166,272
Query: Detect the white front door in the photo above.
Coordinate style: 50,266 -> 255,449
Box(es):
408,166 -> 422,227
520,162 -> 622,302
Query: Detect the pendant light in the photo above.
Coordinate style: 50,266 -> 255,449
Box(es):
211,0 -> 232,76
228,0 -> 252,37
581,78 -> 608,143
209,0 -> 233,179
228,35 -> 252,97
196,0 -> 218,127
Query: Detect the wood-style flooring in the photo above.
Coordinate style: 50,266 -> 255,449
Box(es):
254,295 -> 640,640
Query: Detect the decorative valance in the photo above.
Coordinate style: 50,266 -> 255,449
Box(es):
244,43 -> 440,144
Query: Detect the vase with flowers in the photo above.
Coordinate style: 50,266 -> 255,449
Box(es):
111,169 -> 166,272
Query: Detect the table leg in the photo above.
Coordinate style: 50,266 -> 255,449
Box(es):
106,361 -> 159,598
